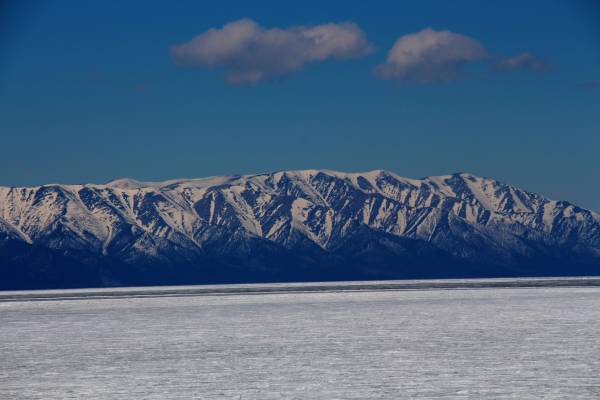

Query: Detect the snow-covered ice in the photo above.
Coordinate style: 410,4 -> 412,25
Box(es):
1,282 -> 599,399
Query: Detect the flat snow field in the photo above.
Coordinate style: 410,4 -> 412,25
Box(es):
1,281 -> 600,399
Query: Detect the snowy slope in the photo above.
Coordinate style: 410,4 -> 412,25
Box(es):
1,169 -> 599,288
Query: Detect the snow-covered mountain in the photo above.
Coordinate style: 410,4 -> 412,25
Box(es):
1,169 -> 599,289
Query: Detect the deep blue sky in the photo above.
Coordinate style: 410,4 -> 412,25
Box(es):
1,0 -> 599,210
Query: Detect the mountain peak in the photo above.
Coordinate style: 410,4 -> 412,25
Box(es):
105,178 -> 149,189
1,168 -> 599,289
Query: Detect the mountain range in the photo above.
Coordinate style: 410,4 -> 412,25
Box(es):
1,169 -> 599,289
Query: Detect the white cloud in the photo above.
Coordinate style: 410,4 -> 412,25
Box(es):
171,19 -> 374,84
374,28 -> 488,83
494,52 -> 553,72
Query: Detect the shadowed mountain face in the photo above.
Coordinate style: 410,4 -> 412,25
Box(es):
1,170 -> 599,289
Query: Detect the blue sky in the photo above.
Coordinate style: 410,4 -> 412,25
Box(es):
1,0 -> 599,210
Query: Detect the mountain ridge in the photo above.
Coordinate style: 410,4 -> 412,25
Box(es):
1,169 -> 599,289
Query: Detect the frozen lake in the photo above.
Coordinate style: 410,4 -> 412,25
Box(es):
1,280 -> 600,399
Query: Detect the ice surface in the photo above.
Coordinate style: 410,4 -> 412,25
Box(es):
1,283 -> 599,399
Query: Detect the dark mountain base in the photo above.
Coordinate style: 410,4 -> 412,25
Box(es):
2,237 -> 598,290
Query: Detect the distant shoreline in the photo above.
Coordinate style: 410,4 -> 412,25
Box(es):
1,276 -> 600,303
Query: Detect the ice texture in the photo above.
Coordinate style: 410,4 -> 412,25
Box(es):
1,284 -> 600,399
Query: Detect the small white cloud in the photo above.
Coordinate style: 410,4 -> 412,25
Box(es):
494,52 -> 553,72
374,28 -> 488,83
171,19 -> 374,84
